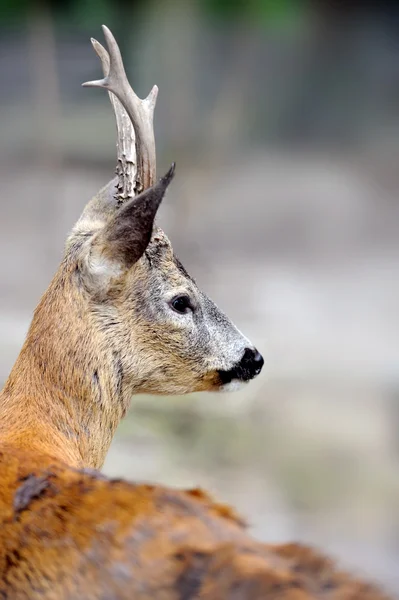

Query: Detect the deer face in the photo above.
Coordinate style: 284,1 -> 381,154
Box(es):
113,230 -> 262,395
65,28 -> 263,400
71,167 -> 263,396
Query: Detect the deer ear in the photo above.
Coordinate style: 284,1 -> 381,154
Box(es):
89,164 -> 175,275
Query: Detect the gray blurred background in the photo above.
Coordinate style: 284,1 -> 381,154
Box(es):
1,0 -> 399,594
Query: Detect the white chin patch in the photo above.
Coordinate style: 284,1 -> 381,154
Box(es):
219,379 -> 247,393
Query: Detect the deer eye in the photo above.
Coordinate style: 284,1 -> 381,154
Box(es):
170,295 -> 192,314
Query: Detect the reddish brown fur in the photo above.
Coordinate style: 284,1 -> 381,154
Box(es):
0,446 -> 391,599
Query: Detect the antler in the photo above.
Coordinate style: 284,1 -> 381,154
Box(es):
88,36 -> 136,204
83,25 -> 158,201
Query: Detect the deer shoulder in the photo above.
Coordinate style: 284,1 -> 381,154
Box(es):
0,447 -> 388,600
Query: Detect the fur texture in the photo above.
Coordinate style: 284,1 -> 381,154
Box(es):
0,448 -> 391,599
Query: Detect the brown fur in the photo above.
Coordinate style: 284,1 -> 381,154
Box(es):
0,447 -> 391,599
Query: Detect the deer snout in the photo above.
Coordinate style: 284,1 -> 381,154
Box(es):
218,347 -> 264,387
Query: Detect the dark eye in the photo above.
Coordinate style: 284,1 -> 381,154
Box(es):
170,295 -> 192,314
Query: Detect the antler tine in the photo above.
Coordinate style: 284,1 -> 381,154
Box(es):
89,37 -> 136,204
83,25 -> 158,195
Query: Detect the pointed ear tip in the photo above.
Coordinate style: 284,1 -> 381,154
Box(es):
159,162 -> 176,187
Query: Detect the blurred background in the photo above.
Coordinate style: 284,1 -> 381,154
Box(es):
1,0 -> 399,594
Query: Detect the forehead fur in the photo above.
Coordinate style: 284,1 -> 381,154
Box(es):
144,227 -> 196,287
144,228 -> 184,273
145,226 -> 172,264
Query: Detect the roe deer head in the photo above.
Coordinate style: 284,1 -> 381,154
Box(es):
0,26 -> 263,469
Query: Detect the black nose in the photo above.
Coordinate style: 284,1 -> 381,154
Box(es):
251,349 -> 264,375
218,347 -> 264,385
241,347 -> 264,378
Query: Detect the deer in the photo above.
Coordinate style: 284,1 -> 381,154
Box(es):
0,26 -> 392,600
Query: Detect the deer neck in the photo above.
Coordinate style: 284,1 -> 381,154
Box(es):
0,269 -> 131,470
